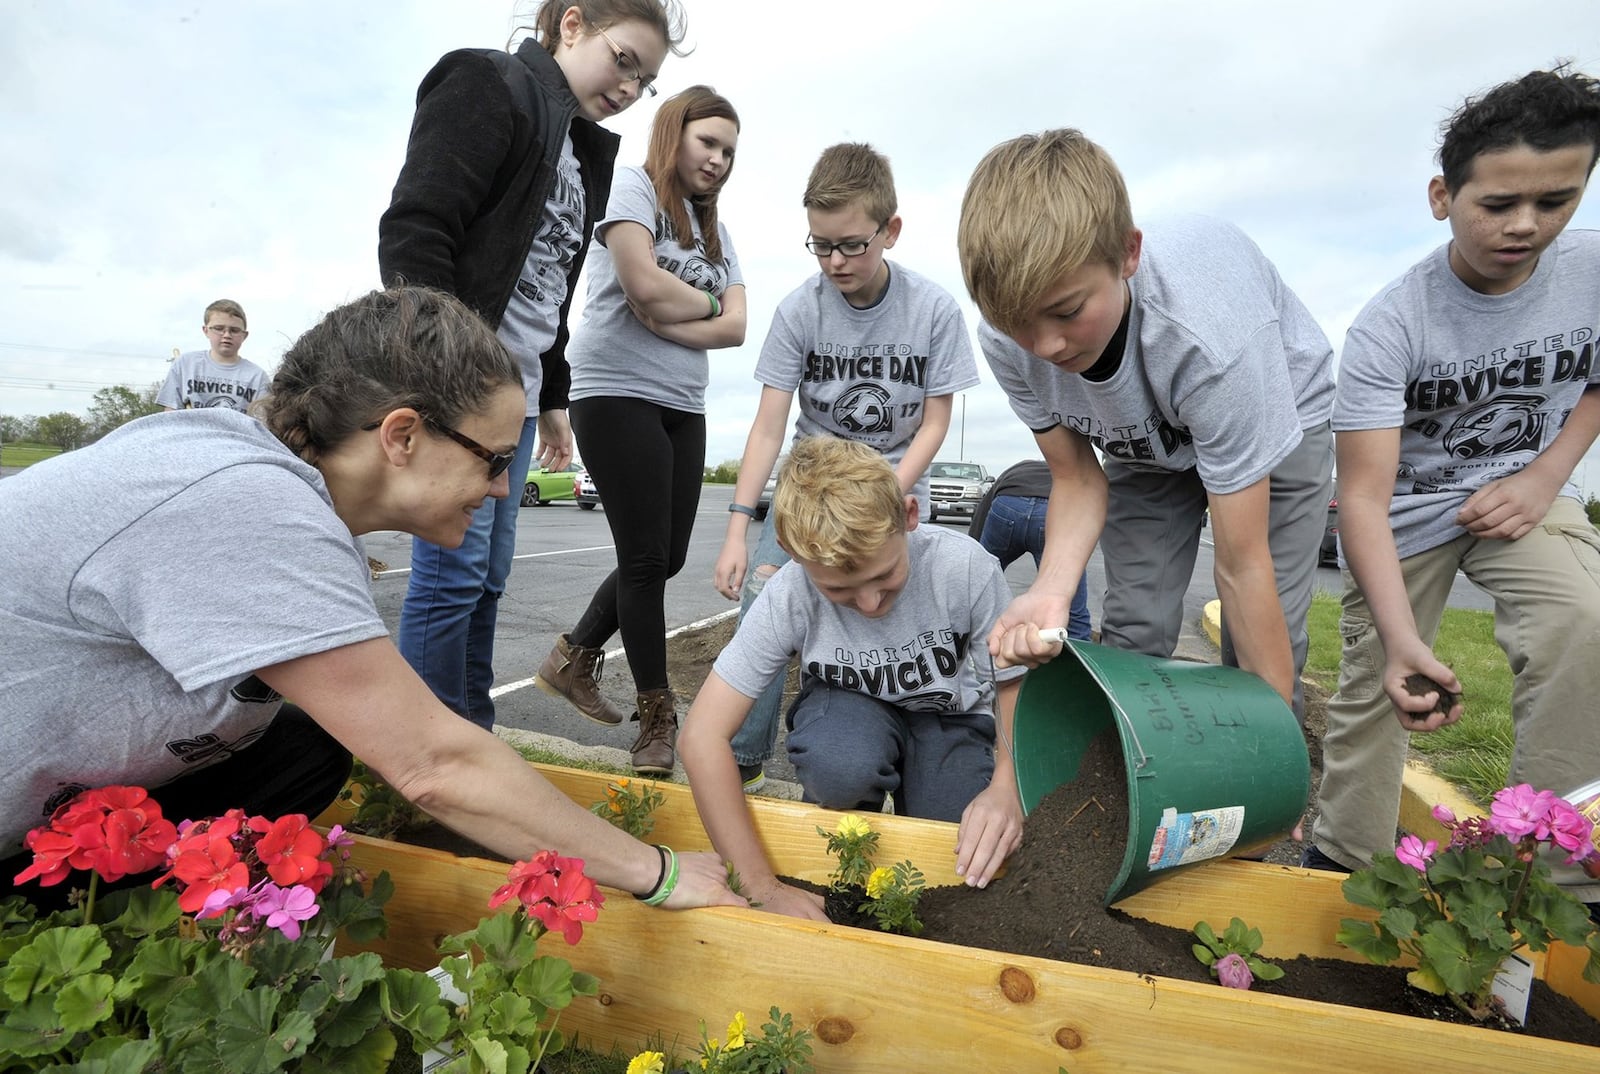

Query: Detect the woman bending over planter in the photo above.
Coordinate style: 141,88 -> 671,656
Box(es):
679,437 -> 1044,920
0,287 -> 743,914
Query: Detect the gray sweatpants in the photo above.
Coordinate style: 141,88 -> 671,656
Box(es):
1099,421 -> 1333,723
785,681 -> 996,822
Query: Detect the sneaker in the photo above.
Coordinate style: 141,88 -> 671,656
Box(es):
738,764 -> 766,795
1299,844 -> 1353,873
630,689 -> 678,776
534,634 -> 626,726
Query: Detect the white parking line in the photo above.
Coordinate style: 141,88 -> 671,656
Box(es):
372,543 -> 616,578
490,606 -> 739,699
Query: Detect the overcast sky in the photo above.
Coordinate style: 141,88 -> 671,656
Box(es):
3,1 -> 1599,492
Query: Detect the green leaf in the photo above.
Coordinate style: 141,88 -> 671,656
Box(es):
118,936 -> 202,1008
1375,906 -> 1418,942
106,886 -> 183,938
310,982 -> 386,1049
378,969 -> 450,1044
1335,918 -> 1400,965
1339,869 -> 1396,912
151,951 -> 253,1041
1191,920 -> 1219,952
212,987 -> 316,1073
3,926 -> 112,1002
513,955 -> 578,1011
1416,920 -> 1503,998
0,993 -> 68,1057
54,972 -> 117,1033
297,1026 -> 397,1074
466,1033 -> 510,1074
1190,943 -> 1217,966
49,1036 -> 163,1074
1246,958 -> 1285,981
1406,965 -> 1448,995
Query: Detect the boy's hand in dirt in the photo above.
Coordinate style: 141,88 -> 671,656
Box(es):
746,877 -> 826,922
956,784 -> 1024,888
661,851 -> 752,910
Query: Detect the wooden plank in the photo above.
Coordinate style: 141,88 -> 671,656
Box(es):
335,763 -> 1599,1072
340,836 -> 1595,1072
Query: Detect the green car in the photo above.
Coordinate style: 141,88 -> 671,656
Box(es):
520,463 -> 583,507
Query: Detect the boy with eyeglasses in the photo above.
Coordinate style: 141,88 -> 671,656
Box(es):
712,142 -> 979,793
958,130 -> 1335,729
158,299 -> 270,412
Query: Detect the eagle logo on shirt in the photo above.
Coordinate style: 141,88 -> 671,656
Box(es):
833,383 -> 894,435
1442,393 -> 1547,460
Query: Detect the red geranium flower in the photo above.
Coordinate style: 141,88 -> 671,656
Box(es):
13,785 -> 180,887
488,850 -> 603,945
163,831 -> 251,914
253,814 -> 332,892
12,828 -> 78,887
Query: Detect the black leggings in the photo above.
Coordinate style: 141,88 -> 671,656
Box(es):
568,396 -> 706,692
2,704 -> 351,912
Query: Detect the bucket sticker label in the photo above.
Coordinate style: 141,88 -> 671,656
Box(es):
1146,806 -> 1245,871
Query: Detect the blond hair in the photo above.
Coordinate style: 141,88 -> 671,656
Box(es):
773,437 -> 906,572
203,298 -> 247,328
803,143 -> 897,224
958,129 -> 1134,336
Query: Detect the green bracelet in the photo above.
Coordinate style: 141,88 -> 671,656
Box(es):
641,845 -> 679,906
704,291 -> 721,319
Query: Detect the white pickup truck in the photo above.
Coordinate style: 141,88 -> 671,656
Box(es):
926,460 -> 994,522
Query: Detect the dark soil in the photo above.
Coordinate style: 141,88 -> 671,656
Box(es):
902,732 -> 1600,1049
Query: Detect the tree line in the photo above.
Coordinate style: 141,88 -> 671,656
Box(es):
0,384 -> 164,451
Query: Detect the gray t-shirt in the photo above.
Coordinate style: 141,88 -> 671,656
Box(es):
156,351 -> 270,412
498,132 -> 585,416
756,263 -> 981,509
1334,229 -> 1600,559
980,216 -> 1335,495
713,525 -> 1025,718
568,165 -> 741,414
0,409 -> 388,853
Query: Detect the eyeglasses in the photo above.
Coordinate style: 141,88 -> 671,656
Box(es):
598,27 -> 658,98
206,325 -> 247,336
361,416 -> 517,480
804,223 -> 884,258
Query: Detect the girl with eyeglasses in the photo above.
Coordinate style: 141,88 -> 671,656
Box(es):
0,287 -> 745,913
536,86 -> 746,776
379,0 -> 685,731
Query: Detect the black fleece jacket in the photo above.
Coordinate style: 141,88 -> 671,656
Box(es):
378,40 -> 619,412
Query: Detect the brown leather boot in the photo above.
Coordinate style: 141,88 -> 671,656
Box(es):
534,634 -> 626,725
630,688 -> 678,776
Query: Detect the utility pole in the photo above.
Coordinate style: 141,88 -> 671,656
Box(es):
959,393 -> 966,459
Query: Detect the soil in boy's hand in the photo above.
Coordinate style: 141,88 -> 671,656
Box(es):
1401,672 -> 1461,716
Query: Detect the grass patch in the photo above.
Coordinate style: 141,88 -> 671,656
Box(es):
508,739 -> 636,777
1304,590 -> 1512,804
0,441 -> 61,467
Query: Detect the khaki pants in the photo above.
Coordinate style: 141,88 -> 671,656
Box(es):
1312,496 -> 1600,898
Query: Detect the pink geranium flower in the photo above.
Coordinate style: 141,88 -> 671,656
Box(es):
1546,800 -> 1596,862
1394,834 -> 1437,872
1215,953 -> 1254,990
488,851 -> 605,945
253,882 -> 321,941
1488,784 -> 1556,840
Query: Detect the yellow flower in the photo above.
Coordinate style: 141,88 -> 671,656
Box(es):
616,777 -> 631,789
836,813 -> 871,839
866,866 -> 895,899
725,1010 -> 747,1050
626,1052 -> 665,1074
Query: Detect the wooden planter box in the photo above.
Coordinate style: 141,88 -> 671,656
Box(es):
337,764 -> 1600,1073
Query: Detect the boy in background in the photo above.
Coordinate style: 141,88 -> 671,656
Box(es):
158,299 -> 269,412
712,143 -> 979,791
681,437 -> 1033,920
1308,68 -> 1600,902
957,130 -> 1334,724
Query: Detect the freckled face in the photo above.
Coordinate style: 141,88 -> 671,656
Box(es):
799,535 -> 910,619
1429,142 -> 1592,295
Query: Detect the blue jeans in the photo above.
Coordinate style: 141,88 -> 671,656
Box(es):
729,518 -> 791,767
979,494 -> 1092,641
398,415 -> 540,730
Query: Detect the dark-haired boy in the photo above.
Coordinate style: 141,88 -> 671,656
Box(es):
1307,68 -> 1600,903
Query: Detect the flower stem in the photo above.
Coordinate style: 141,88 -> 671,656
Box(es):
82,873 -> 99,927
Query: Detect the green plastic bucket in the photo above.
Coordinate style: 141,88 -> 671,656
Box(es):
1012,641 -> 1310,905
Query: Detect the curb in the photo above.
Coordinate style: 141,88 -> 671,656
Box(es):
1202,599 -> 1222,647
493,726 -> 803,802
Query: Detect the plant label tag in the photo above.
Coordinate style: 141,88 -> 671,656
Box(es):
421,964 -> 466,1073
1492,953 -> 1533,1026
